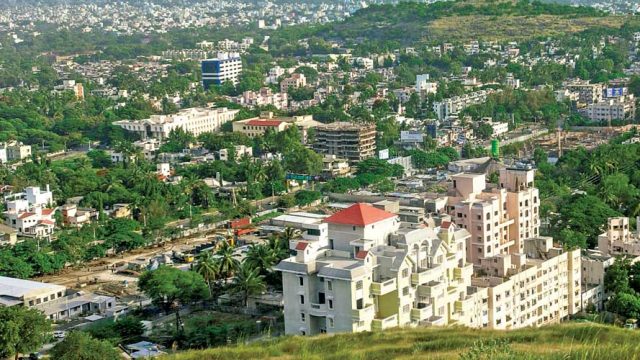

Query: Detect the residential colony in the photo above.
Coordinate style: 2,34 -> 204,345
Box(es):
275,165 -> 584,335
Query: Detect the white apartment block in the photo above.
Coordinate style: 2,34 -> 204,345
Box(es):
276,165 -> 579,336
114,107 -> 239,139
580,95 -> 635,122
3,186 -> 55,238
563,79 -> 604,105
231,88 -> 288,110
433,90 -> 499,120
202,52 -> 243,89
0,141 -> 32,163
416,74 -> 438,99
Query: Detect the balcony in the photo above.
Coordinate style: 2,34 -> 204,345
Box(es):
454,263 -> 474,280
309,303 -> 328,317
417,281 -> 445,298
411,305 -> 432,322
372,314 -> 398,331
352,303 -> 375,321
371,278 -> 397,296
411,266 -> 441,286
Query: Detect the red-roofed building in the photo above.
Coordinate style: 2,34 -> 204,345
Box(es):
3,185 -> 56,240
323,203 -> 399,252
233,117 -> 291,138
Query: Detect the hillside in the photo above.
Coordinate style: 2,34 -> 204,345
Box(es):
276,0 -> 631,46
163,323 -> 640,360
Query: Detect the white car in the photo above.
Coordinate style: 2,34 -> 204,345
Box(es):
53,331 -> 65,339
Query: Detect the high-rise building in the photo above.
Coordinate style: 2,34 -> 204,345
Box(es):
313,122 -> 376,163
201,52 -> 243,90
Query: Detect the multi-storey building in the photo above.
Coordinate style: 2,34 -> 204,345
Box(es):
230,88 -> 288,110
416,74 -> 438,99
432,90 -> 499,120
114,107 -> 239,139
3,186 -> 56,238
275,203 -> 477,335
580,95 -> 636,123
280,73 -> 307,93
0,141 -> 32,163
597,217 -> 640,256
313,122 -> 376,163
201,52 -> 242,90
276,166 -> 581,336
563,79 -> 604,105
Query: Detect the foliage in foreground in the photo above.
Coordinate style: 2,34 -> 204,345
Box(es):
162,323 -> 640,360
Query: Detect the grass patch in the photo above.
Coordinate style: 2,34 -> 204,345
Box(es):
162,323 -> 640,360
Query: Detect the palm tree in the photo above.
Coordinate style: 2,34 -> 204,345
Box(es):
245,244 -> 276,277
231,263 -> 266,308
215,240 -> 239,283
267,234 -> 290,262
194,252 -> 221,297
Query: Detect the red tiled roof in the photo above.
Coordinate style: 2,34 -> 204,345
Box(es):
39,220 -> 55,225
440,220 -> 452,229
41,208 -> 54,215
245,119 -> 284,127
18,212 -> 35,219
355,250 -> 369,260
295,241 -> 309,251
323,203 -> 396,227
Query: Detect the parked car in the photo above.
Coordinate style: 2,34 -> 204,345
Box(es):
53,330 -> 66,339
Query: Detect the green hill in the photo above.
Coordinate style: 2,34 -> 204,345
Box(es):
272,0 -> 631,48
163,322 -> 640,360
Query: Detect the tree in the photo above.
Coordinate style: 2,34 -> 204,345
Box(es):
607,292 -> 640,320
138,266 -> 209,333
51,332 -> 121,360
0,306 -> 50,360
605,257 -> 632,295
231,263 -> 267,307
475,122 -> 494,140
114,316 -> 145,340
215,240 -> 239,282
245,244 -> 276,278
194,251 -> 221,296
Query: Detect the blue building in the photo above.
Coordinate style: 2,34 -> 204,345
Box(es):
201,53 -> 242,90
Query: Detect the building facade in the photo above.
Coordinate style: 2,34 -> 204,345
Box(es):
313,122 -> 376,163
114,107 -> 239,139
276,167 -> 581,336
201,52 -> 243,90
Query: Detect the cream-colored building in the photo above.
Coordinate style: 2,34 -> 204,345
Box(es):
597,217 -> 640,256
276,166 -> 581,336
114,107 -> 239,139
275,203 -> 477,335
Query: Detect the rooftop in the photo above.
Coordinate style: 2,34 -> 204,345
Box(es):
0,276 -> 66,299
324,203 -> 397,227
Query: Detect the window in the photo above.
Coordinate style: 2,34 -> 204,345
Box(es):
403,287 -> 409,296
328,318 -> 334,327
356,280 -> 363,290
299,277 -> 304,286
329,239 -> 334,249
403,304 -> 410,313
327,281 -> 332,291
402,269 -> 409,278
356,298 -> 363,309
301,313 -> 306,322
318,292 -> 326,304
328,299 -> 333,309
300,295 -> 305,305
352,226 -> 356,231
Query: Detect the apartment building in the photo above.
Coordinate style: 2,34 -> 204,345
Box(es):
233,112 -> 321,142
275,203 -> 478,335
581,250 -> 616,311
0,141 -> 32,163
416,74 -> 438,99
597,217 -> 640,256
563,79 -> 604,105
201,52 -> 243,90
52,79 -> 84,100
230,88 -> 289,110
580,95 -> 635,123
114,107 -> 239,139
432,90 -> 499,120
276,166 -> 581,336
280,73 -> 306,93
313,122 -> 376,163
3,186 -> 56,238
472,238 -> 581,329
